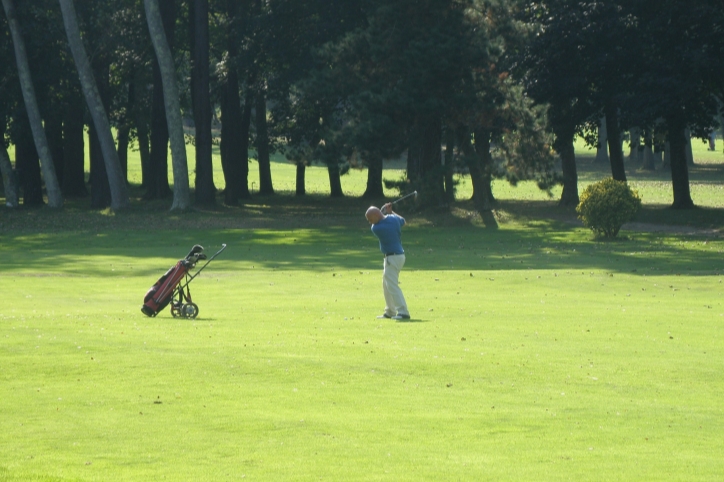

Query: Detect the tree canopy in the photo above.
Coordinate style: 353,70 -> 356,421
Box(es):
0,0 -> 722,211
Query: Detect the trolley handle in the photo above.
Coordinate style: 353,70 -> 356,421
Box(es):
177,244 -> 227,290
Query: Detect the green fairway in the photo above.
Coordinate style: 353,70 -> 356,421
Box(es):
1,199 -> 723,480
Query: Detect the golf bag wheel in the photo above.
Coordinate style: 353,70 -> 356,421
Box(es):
182,303 -> 199,319
170,303 -> 181,318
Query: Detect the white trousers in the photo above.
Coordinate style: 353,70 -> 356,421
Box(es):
383,254 -> 409,317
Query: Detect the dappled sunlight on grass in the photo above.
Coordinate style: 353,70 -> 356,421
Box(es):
2,221 -> 722,278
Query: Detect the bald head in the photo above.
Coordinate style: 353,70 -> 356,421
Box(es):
365,206 -> 384,224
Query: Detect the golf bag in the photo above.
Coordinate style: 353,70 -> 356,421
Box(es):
141,244 -> 226,319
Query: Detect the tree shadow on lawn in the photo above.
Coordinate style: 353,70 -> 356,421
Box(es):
2,197 -> 722,278
492,196 -> 724,231
572,154 -> 724,184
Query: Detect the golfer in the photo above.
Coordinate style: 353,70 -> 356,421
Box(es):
365,203 -> 410,321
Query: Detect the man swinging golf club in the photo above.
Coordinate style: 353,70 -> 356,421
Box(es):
365,194 -> 415,321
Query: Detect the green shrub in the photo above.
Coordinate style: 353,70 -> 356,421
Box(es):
576,178 -> 642,238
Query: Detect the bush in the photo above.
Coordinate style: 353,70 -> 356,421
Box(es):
576,178 -> 642,238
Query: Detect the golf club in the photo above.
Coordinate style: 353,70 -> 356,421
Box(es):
381,190 -> 418,214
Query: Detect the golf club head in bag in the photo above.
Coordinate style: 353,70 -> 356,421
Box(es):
184,245 -> 207,267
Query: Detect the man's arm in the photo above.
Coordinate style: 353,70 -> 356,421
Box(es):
382,203 -> 405,225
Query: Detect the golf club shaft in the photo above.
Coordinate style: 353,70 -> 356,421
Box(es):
177,244 -> 227,290
392,190 -> 417,205
381,191 -> 417,214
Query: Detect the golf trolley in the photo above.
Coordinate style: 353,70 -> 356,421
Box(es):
141,244 -> 226,319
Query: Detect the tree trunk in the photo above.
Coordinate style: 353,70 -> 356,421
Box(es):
0,149 -> 19,207
61,88 -> 88,197
425,119 -> 444,201
473,127 -> 495,205
219,54 -> 243,204
240,90 -> 253,194
605,103 -> 626,182
457,127 -> 491,212
0,123 -> 19,207
407,145 -> 420,184
146,58 -> 172,199
59,0 -> 129,210
2,0 -> 63,208
145,0 -> 176,200
137,121 -> 151,188
595,116 -> 608,164
295,162 -> 306,196
220,78 -> 241,205
89,59 -> 113,208
252,0 -> 272,196
554,124 -> 579,206
144,0 -> 192,211
684,128 -> 694,166
443,128 -> 455,203
409,116 -> 444,206
327,162 -> 343,197
45,110 -> 65,188
132,70 -> 151,189
219,0 -> 250,204
363,156 -> 383,198
654,129 -> 665,168
189,0 -> 216,205
116,127 -> 130,183
15,123 -> 43,206
667,114 -> 694,209
88,122 -> 111,208
221,72 -> 251,204
255,90 -> 274,195
217,0 -> 232,204
642,128 -> 656,170
628,128 -> 641,163
116,80 -> 135,183
219,85 -> 253,199
663,141 -> 671,168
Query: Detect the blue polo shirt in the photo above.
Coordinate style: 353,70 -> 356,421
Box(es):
371,214 -> 405,254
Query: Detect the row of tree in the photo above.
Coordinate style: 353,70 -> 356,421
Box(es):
520,0 -> 724,208
1,0 -> 722,212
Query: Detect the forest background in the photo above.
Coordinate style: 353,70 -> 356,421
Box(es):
1,0 -> 723,216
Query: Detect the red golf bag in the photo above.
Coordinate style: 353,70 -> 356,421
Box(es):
141,244 -> 226,319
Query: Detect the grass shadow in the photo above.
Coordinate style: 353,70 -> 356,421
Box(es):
1,172 -> 722,279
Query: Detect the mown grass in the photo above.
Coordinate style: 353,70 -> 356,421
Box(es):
1,220 -> 723,481
1,138 -> 723,481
